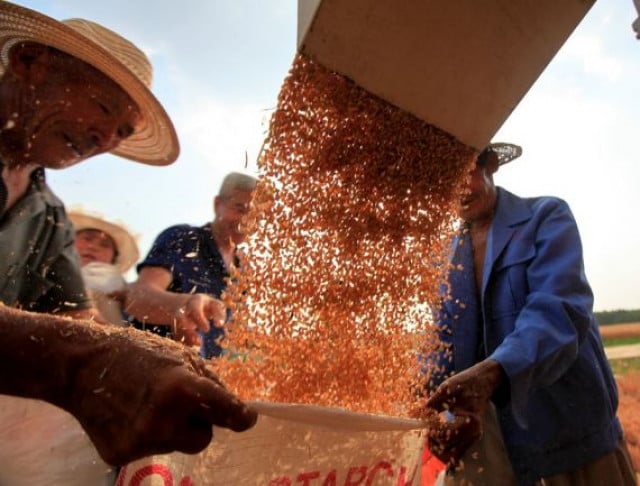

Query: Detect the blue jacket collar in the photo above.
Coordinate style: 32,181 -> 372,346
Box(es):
482,187 -> 532,295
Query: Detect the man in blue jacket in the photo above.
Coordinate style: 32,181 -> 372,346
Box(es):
425,143 -> 635,485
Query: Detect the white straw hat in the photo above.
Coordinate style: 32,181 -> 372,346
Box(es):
68,210 -> 140,273
0,1 -> 179,165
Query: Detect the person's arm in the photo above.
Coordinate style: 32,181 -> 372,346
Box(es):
0,303 -> 257,466
126,267 -> 224,347
424,198 -> 592,463
428,199 -> 594,423
487,198 -> 594,425
425,359 -> 505,465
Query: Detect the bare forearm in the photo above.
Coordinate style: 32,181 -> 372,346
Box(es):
0,305 -> 95,409
125,282 -> 190,325
0,304 -> 258,466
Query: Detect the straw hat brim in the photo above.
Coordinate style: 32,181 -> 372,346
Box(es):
0,2 -> 179,165
68,211 -> 140,273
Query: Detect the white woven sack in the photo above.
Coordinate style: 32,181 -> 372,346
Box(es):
117,401 -> 425,485
0,395 -> 114,486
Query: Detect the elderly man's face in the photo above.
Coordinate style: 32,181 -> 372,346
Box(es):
1,43 -> 141,168
458,152 -> 499,223
214,188 -> 254,245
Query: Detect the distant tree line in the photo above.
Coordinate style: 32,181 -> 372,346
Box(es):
596,309 -> 640,325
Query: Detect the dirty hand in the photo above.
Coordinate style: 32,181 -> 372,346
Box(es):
173,294 -> 226,347
426,409 -> 482,466
424,359 -> 504,465
64,325 -> 257,466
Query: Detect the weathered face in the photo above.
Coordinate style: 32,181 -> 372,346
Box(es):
458,152 -> 499,223
214,188 -> 254,245
0,43 -> 141,168
74,228 -> 118,266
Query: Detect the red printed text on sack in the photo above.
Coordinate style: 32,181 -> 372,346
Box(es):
268,459 -> 418,485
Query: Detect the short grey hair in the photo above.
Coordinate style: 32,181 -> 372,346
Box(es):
218,172 -> 258,198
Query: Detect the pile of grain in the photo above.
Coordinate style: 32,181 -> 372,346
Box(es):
216,54 -> 476,416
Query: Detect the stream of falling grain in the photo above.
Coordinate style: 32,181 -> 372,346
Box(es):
216,54 -> 476,417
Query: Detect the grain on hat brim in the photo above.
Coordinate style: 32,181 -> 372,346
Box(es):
0,1 -> 179,165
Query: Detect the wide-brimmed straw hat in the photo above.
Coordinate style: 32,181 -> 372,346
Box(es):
68,210 -> 140,273
0,1 -> 179,165
481,142 -> 522,166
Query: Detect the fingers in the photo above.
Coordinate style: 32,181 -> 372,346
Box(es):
202,297 -> 226,326
427,373 -> 479,414
104,376 -> 256,464
106,426 -> 213,466
182,328 -> 203,347
180,298 -> 211,333
427,411 -> 482,466
191,313 -> 211,333
180,294 -> 226,334
166,420 -> 214,455
190,376 -> 258,432
172,317 -> 202,347
426,381 -> 458,412
173,298 -> 209,345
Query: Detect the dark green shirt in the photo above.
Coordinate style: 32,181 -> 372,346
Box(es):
0,169 -> 90,313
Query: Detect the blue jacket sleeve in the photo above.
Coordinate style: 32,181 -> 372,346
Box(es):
487,198 -> 594,427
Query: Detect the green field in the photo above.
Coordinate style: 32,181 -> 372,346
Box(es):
602,336 -> 640,347
610,357 -> 640,375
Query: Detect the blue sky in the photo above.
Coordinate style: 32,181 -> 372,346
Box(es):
13,0 -> 640,311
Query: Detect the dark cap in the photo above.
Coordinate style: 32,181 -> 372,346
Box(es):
478,142 -> 522,166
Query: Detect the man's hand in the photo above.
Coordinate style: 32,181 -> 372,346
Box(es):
64,325 -> 256,466
424,359 -> 504,466
0,307 -> 258,467
173,293 -> 225,347
426,410 -> 482,466
126,267 -> 226,346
